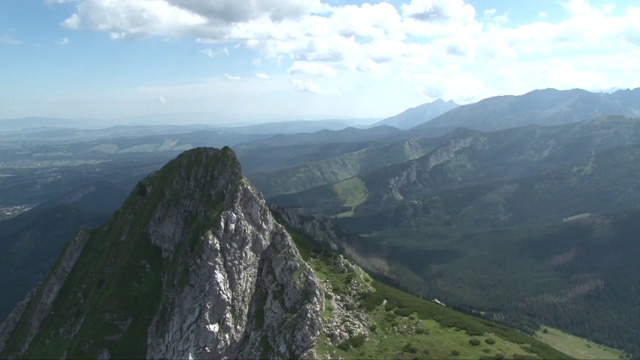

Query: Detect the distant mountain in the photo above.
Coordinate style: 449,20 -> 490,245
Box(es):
234,126 -> 405,176
382,141 -> 640,229
270,116 -> 640,218
249,136 -> 451,197
0,116 -> 378,134
0,117 -> 106,132
267,117 -> 640,357
413,88 -> 640,134
219,118 -> 380,135
239,125 -> 403,148
374,99 -> 459,129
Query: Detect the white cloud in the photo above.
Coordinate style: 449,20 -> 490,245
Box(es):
50,0 -> 640,108
60,0 -> 329,39
288,61 -> 337,76
62,0 -> 208,38
224,73 -> 241,80
291,79 -> 322,94
484,9 -> 508,24
401,0 -> 476,23
255,72 -> 270,79
62,13 -> 81,29
290,79 -> 341,95
200,48 -> 215,57
331,3 -> 404,40
200,47 -> 228,57
172,0 -> 328,22
484,9 -> 497,16
560,0 -> 593,16
0,36 -> 21,45
56,37 -> 70,45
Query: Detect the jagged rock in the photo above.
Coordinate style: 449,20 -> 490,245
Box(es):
0,148 -> 324,359
384,137 -> 476,203
272,206 -> 393,280
146,176 -> 324,359
320,255 -> 372,346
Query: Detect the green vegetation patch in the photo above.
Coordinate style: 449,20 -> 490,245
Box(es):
328,304 -> 549,360
283,219 -> 571,360
333,177 -> 368,217
536,326 -> 626,360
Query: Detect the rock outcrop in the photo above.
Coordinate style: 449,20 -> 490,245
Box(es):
0,147 -> 325,359
145,175 -> 324,359
272,206 -> 392,277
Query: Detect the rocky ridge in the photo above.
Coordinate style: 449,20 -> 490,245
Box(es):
272,206 -> 392,278
363,136 -> 480,211
0,147 -> 348,359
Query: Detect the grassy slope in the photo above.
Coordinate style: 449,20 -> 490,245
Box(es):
285,224 -> 571,360
333,178 -> 369,217
535,326 -> 624,360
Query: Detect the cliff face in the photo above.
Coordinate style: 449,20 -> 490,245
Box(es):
0,147 -> 324,359
145,173 -> 323,359
359,136 -> 480,213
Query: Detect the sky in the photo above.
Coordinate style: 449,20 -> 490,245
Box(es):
1,0 -> 640,123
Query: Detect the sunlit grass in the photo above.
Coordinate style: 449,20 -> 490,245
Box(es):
333,177 -> 368,217
536,326 -> 625,360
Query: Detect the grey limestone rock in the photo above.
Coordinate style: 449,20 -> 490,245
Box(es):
1,148 -> 329,359
141,152 -> 324,359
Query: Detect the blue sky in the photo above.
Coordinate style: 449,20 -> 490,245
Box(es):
1,0 -> 639,123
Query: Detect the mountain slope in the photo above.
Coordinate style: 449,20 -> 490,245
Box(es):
248,138 -> 435,197
413,88 -> 640,133
265,119 -> 640,356
356,205 -> 640,358
271,117 -> 640,217
0,147 -> 568,359
0,147 -> 324,359
0,182 -> 130,323
374,99 -> 459,129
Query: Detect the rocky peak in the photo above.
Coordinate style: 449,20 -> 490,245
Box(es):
0,147 -> 324,359
141,146 -> 242,258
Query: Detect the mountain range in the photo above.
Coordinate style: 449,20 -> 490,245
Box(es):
0,148 -> 567,359
2,87 -> 640,358
373,99 -> 459,129
413,88 -> 640,134
262,115 -> 640,356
